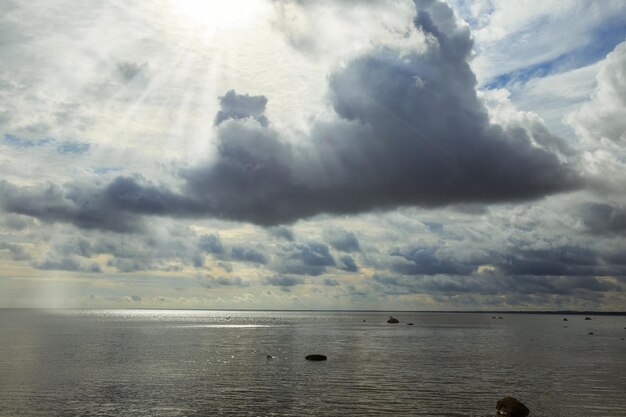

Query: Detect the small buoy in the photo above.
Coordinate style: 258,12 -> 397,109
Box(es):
305,354 -> 327,361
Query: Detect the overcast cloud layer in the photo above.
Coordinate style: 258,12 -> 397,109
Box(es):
1,0 -> 626,310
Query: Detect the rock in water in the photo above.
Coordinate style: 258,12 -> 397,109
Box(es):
387,316 -> 399,323
496,397 -> 529,417
305,354 -> 327,361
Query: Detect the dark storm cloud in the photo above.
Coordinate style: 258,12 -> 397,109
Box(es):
578,202 -> 626,234
0,180 -> 143,233
323,228 -> 360,252
496,246 -> 608,276
388,242 -> 626,278
0,0 -> 582,231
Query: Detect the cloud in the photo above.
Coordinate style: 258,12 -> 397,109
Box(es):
0,180 -> 143,233
56,141 -> 90,155
338,255 -> 358,272
0,242 -> 31,261
568,39 -> 626,143
390,246 -> 477,275
0,0 -> 582,230
198,274 -> 249,288
274,241 -> 335,276
373,273 -> 623,297
214,89 -> 269,127
578,202 -> 626,235
198,233 -> 225,254
264,275 -> 305,287
230,246 -> 268,264
267,226 -> 295,241
3,134 -> 53,148
323,228 -> 360,252
34,256 -> 101,273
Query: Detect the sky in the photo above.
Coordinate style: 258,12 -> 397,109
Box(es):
1,0 -> 626,310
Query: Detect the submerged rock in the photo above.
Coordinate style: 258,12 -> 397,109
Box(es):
496,397 -> 529,417
305,354 -> 327,361
387,316 -> 399,324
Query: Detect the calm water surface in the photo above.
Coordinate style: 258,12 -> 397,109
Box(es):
0,310 -> 625,416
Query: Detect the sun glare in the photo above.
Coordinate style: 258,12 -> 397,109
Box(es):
172,0 -> 265,33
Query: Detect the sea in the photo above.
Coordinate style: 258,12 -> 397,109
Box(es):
0,309 -> 625,417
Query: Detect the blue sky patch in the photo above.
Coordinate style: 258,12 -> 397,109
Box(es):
57,142 -> 90,155
4,133 -> 53,148
486,25 -> 626,90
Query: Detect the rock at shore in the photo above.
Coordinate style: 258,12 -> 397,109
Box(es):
496,397 -> 530,417
305,354 -> 327,361
387,316 -> 399,323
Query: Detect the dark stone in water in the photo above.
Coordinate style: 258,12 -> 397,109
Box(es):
563,318 -> 568,321
496,397 -> 529,417
305,354 -> 327,361
387,316 -> 399,324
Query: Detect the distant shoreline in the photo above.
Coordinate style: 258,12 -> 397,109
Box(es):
2,308 -> 626,316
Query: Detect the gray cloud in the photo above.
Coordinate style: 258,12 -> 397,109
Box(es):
324,228 -> 360,252
198,274 -> 249,288
274,242 -> 335,276
0,242 -> 31,261
373,274 -> 623,297
231,246 -> 268,264
569,39 -> 626,142
390,246 -> 476,275
198,233 -> 225,254
214,89 -> 269,127
34,256 -> 101,273
0,0 -> 581,232
578,202 -> 626,235
267,226 -> 295,241
339,255 -> 358,272
264,275 -> 305,287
